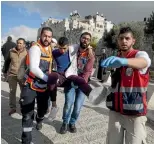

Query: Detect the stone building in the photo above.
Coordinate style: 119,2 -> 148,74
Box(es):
37,10 -> 114,44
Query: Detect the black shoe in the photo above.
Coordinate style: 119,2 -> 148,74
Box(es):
69,124 -> 77,133
60,123 -> 68,134
36,122 -> 42,130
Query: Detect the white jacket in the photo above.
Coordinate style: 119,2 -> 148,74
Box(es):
53,44 -> 80,77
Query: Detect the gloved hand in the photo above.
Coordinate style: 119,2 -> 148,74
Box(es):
101,56 -> 128,68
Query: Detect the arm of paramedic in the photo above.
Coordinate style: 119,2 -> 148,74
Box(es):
127,51 -> 151,69
29,46 -> 48,82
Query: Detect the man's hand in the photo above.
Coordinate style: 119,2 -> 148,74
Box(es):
101,56 -> 128,68
87,46 -> 94,59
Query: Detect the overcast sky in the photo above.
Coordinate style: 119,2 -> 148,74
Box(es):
7,1 -> 154,23
2,1 -> 154,41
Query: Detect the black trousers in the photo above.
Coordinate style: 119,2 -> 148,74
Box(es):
20,85 -> 49,144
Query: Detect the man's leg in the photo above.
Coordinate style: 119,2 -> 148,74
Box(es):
106,111 -> 124,144
20,86 -> 36,144
8,75 -> 18,115
47,87 -> 59,121
69,89 -> 85,133
60,87 -> 75,134
124,115 -> 147,144
36,90 -> 49,130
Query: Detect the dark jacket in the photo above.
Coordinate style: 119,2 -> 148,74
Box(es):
1,41 -> 16,60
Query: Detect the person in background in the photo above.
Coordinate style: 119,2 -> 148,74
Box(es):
97,48 -> 107,81
51,38 -> 57,50
2,38 -> 27,115
1,36 -> 16,60
30,41 -> 35,47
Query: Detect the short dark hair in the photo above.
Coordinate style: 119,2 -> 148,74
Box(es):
58,37 -> 69,47
118,27 -> 134,37
17,38 -> 26,44
80,32 -> 92,38
40,27 -> 53,35
7,36 -> 12,41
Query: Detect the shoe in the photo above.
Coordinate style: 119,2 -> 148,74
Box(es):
9,109 -> 16,116
60,123 -> 68,134
69,124 -> 77,133
36,122 -> 42,130
47,107 -> 59,121
44,108 -> 50,118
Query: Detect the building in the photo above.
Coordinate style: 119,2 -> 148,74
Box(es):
37,11 -> 114,44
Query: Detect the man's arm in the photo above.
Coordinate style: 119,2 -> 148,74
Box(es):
29,46 -> 48,82
127,51 -> 151,69
3,51 -> 11,73
79,55 -> 95,82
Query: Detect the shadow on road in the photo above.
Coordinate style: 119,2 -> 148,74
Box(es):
1,90 -> 54,144
43,119 -> 62,134
83,105 -> 109,116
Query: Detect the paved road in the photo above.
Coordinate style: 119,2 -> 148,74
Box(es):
1,57 -> 154,144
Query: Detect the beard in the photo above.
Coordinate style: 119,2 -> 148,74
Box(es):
80,42 -> 90,49
40,39 -> 50,47
120,44 -> 133,52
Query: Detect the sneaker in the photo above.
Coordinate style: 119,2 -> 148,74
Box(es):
9,109 -> 16,116
36,122 -> 42,131
60,123 -> 68,134
44,108 -> 50,118
69,124 -> 77,133
47,107 -> 59,121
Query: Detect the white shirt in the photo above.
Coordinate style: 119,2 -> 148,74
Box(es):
29,45 -> 48,82
135,51 -> 151,74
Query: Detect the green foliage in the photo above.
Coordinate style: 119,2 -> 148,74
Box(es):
152,42 -> 154,51
144,11 -> 154,35
150,71 -> 154,78
104,21 -> 145,50
90,37 -> 99,49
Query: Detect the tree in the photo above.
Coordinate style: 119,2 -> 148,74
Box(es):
152,42 -> 154,51
104,21 -> 145,50
144,11 -> 154,36
90,37 -> 99,49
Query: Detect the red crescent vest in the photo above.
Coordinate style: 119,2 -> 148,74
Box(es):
106,49 -> 149,116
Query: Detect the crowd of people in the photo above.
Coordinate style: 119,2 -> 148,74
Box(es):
1,26 -> 151,144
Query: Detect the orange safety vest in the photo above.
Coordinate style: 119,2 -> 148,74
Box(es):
24,40 -> 52,92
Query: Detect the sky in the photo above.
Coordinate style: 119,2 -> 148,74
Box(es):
1,1 -> 154,42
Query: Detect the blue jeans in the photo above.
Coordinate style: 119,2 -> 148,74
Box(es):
62,86 -> 85,124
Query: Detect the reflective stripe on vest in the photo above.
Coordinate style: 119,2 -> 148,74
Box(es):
114,86 -> 147,93
123,103 -> 143,110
